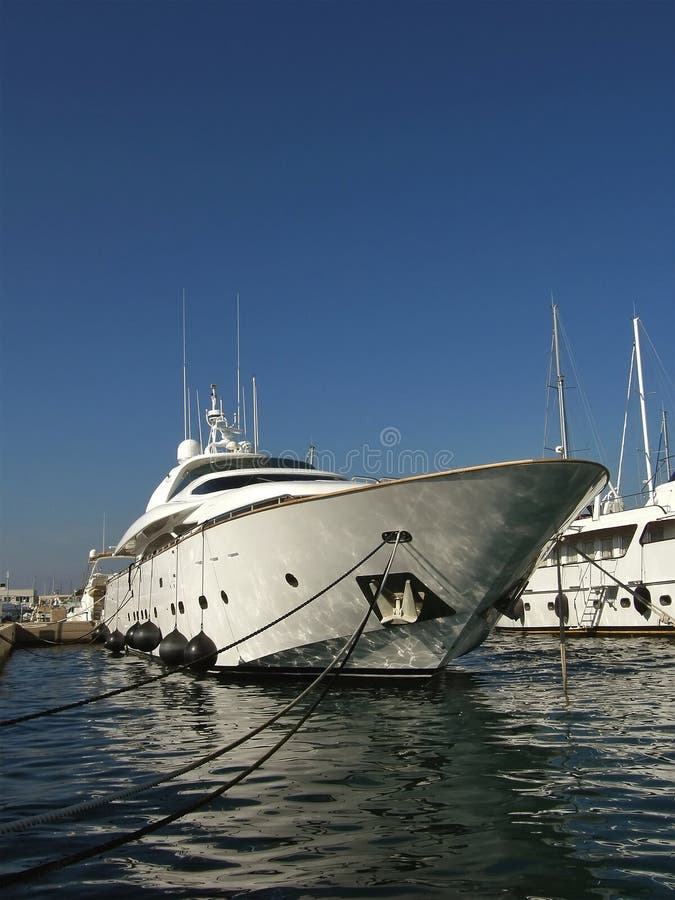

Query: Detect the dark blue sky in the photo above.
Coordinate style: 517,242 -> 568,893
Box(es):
1,0 -> 673,590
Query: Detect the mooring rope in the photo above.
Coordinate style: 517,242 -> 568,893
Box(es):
0,533 -> 404,886
0,539 -> 386,728
0,537 -> 399,835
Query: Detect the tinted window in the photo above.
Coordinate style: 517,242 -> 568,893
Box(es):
191,472 -> 338,495
169,456 -> 321,498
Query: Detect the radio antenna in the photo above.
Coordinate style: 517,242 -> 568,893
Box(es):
236,292 -> 241,429
182,289 -> 188,440
252,375 -> 259,452
196,388 -> 203,450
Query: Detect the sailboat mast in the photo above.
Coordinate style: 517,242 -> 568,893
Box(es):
552,304 -> 569,459
633,316 -> 654,502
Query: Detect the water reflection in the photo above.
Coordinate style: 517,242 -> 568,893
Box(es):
0,638 -> 673,898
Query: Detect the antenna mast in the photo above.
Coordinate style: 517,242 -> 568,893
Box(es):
196,388 -> 203,451
236,292 -> 241,430
633,316 -> 654,502
182,289 -> 188,441
252,375 -> 259,452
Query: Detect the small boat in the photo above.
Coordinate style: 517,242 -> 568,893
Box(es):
102,383 -> 607,675
498,310 -> 675,636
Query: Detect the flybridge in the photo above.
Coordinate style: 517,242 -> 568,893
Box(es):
204,383 -> 254,456
178,292 -> 260,462
177,382 -> 258,464
147,378 -> 325,511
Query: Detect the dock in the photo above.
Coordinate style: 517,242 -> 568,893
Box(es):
0,620 -> 98,669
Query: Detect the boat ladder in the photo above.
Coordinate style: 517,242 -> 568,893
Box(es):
578,585 -> 605,629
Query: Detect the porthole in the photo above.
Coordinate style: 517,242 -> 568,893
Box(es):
620,598 -> 630,608
153,607 -> 158,618
524,602 -> 531,611
220,590 -> 229,604
159,577 -> 163,588
198,595 -> 208,610
659,595 -> 672,606
285,573 -> 299,588
170,602 -> 176,616
547,602 -> 554,611
178,601 -> 185,614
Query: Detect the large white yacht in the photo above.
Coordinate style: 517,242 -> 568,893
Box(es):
102,384 -> 608,675
498,312 -> 675,636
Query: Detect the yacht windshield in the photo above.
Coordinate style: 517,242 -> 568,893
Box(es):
191,472 -> 340,495
168,456 -> 331,499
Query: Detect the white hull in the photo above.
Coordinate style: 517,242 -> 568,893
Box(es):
497,481 -> 675,636
104,459 -> 607,674
502,311 -> 675,637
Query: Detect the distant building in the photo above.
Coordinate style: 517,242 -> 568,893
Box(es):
1,583 -> 37,620
0,583 -> 37,606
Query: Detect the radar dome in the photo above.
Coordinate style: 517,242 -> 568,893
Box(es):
177,439 -> 201,463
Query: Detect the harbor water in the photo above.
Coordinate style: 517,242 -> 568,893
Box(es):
0,634 -> 673,898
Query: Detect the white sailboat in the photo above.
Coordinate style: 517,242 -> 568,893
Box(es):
498,309 -> 675,636
101,379 -> 608,675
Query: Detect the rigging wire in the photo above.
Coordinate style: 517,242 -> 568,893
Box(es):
639,320 -> 675,397
542,329 -> 556,455
557,313 -> 610,465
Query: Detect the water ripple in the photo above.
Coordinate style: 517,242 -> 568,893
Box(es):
0,637 -> 673,897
